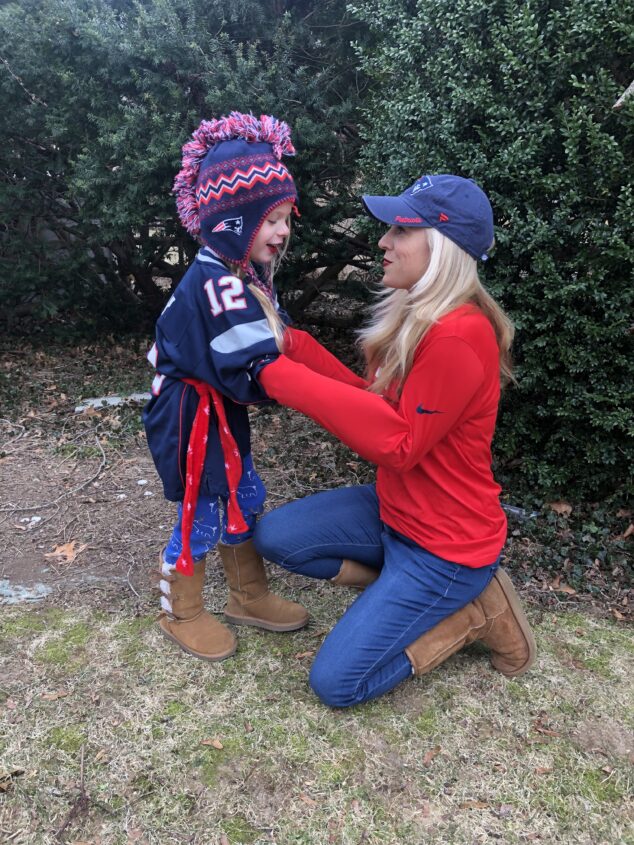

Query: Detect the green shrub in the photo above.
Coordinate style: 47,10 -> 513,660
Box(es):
350,0 -> 634,498
0,0 -> 365,330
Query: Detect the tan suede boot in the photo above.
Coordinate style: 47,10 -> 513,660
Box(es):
154,553 -> 236,662
405,567 -> 536,678
477,568 -> 537,676
218,540 -> 309,632
331,559 -> 380,590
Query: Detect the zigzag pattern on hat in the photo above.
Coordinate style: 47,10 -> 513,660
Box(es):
197,161 -> 292,206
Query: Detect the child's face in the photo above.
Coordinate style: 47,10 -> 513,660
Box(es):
249,201 -> 294,264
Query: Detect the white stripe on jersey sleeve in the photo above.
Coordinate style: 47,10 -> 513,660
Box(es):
210,318 -> 275,354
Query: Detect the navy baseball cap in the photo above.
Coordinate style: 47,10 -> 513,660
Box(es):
362,174 -> 494,261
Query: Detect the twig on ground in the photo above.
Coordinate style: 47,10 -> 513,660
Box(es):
0,437 -> 107,514
126,563 -> 141,599
55,745 -> 89,841
0,418 -> 26,454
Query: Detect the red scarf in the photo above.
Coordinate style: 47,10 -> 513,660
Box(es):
175,379 -> 249,576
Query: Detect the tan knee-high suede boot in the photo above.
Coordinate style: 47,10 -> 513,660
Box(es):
405,568 -> 536,678
218,540 -> 309,632
331,559 -> 380,590
154,553 -> 236,662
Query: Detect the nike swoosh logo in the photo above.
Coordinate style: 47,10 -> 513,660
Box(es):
416,405 -> 443,415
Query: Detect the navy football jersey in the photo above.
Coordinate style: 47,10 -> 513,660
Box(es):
143,248 -> 281,501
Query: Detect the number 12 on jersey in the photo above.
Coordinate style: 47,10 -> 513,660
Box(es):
204,275 -> 247,316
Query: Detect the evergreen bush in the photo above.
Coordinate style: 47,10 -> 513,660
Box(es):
0,0 -> 366,330
350,0 -> 634,498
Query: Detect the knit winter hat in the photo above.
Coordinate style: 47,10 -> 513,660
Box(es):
174,112 -> 297,266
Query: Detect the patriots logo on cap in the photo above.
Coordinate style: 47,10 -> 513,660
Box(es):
411,176 -> 433,195
212,216 -> 244,235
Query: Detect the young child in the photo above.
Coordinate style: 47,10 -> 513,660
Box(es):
143,113 -> 309,662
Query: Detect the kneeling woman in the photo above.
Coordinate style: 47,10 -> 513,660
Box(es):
255,175 -> 536,707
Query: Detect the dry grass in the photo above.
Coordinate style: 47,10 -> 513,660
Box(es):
1,589 -> 633,844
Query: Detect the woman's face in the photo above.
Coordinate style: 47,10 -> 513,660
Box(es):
378,225 -> 431,290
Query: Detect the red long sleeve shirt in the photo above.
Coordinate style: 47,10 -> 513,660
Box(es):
262,306 -> 507,566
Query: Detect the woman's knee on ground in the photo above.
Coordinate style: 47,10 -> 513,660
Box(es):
309,652 -> 361,709
252,510 -> 287,565
254,509 -> 327,574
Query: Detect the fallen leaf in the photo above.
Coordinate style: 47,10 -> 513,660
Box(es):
422,745 -> 441,767
219,836 -> 230,845
621,523 -> 634,540
244,721 -> 254,733
611,608 -> 625,621
533,719 -> 561,738
200,737 -> 223,750
534,766 -> 553,775
0,768 -> 25,792
41,690 -> 70,701
616,508 -> 632,518
601,765 -> 614,775
299,792 -> 318,807
294,650 -> 315,659
550,574 -> 576,595
548,501 -> 572,516
44,541 -> 88,563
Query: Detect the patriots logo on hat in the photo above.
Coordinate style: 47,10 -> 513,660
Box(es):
212,216 -> 244,235
411,175 -> 433,195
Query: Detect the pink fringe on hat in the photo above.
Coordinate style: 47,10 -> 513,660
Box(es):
173,112 -> 296,238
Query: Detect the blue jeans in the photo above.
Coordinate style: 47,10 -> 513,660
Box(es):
254,485 -> 499,707
164,454 -> 266,564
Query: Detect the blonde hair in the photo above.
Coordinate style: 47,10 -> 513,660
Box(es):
359,228 -> 514,395
230,231 -> 290,352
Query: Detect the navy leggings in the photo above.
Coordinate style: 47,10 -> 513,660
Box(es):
254,485 -> 498,707
164,454 -> 266,564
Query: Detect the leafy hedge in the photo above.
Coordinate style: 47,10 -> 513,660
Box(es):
350,0 -> 634,498
0,0 -> 367,329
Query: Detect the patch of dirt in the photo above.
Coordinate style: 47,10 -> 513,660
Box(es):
0,425 -> 168,604
572,719 -> 634,764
